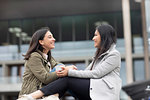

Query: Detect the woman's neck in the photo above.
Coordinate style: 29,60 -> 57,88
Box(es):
43,49 -> 48,54
42,53 -> 48,60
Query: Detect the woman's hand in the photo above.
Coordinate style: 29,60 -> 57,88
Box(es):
66,65 -> 77,70
56,67 -> 68,77
56,65 -> 77,77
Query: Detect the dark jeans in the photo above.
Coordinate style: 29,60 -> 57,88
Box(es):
40,77 -> 91,100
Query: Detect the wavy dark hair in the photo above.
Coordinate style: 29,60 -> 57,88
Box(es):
23,27 -> 51,60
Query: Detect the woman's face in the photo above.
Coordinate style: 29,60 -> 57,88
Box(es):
92,29 -> 101,48
39,31 -> 55,51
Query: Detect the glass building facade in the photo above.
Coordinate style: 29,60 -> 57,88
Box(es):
0,0 -> 150,100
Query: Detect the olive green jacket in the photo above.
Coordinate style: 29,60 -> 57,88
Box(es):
19,51 -> 59,96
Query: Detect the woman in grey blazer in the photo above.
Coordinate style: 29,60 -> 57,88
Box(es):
18,24 -> 122,100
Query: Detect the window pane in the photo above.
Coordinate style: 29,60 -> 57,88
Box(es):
34,18 -> 46,30
22,19 -> 34,44
9,20 -> 22,45
133,59 -> 145,81
48,17 -> 59,42
133,37 -> 144,54
88,13 -> 123,40
74,16 -> 86,41
88,14 -> 102,40
120,60 -> 127,85
9,20 -> 21,27
120,60 -> 128,100
114,13 -> 123,38
0,21 -> 8,45
131,11 -> 142,36
22,19 -> 34,37
61,17 -> 72,41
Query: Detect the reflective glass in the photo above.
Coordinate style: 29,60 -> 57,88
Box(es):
133,59 -> 145,81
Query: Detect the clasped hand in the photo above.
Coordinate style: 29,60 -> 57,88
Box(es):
56,65 -> 77,77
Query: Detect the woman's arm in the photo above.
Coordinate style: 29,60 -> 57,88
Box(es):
68,51 -> 121,78
27,53 -> 58,84
57,51 -> 121,78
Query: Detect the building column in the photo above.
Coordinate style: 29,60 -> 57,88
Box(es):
122,0 -> 133,99
141,0 -> 150,80
122,0 -> 133,83
2,63 -> 8,77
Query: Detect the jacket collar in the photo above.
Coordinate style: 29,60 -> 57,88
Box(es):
92,43 -> 116,59
36,50 -> 47,61
36,50 -> 51,67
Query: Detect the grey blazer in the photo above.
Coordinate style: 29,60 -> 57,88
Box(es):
68,44 -> 122,100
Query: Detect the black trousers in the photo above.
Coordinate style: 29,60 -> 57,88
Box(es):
40,77 -> 91,100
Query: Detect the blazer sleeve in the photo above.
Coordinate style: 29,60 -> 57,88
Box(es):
26,54 -> 58,84
68,51 -> 121,78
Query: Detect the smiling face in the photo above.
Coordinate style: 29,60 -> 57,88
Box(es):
92,29 -> 101,48
39,31 -> 55,53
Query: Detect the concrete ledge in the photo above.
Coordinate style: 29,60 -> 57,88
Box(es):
0,83 -> 21,92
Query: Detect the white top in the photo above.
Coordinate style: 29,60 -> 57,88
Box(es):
42,53 -> 51,71
42,53 -> 48,60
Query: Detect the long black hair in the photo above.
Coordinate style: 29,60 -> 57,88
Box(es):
95,24 -> 117,58
91,24 -> 117,70
23,27 -> 51,60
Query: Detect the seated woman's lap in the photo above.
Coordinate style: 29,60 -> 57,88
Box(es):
40,77 -> 91,100
67,77 -> 91,100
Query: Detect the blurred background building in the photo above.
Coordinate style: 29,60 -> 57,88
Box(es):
0,0 -> 150,100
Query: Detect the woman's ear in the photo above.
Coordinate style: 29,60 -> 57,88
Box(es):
39,40 -> 44,45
